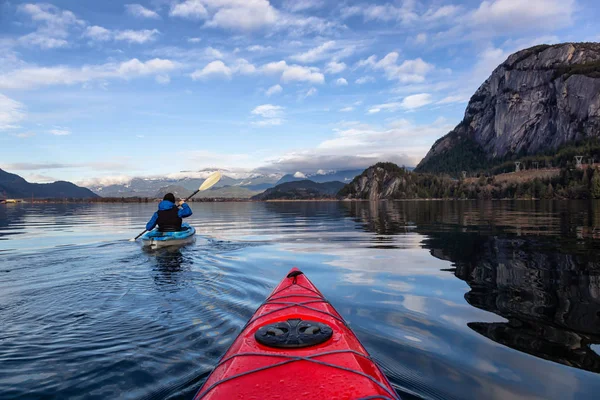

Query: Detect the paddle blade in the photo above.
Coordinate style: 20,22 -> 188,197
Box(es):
199,171 -> 222,191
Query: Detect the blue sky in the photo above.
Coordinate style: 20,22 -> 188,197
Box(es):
0,0 -> 598,185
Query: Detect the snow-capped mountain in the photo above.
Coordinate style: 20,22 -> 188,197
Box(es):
87,169 -> 283,198
85,168 -> 366,198
276,169 -> 364,185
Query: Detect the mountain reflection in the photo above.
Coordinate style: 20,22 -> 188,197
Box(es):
344,200 -> 600,373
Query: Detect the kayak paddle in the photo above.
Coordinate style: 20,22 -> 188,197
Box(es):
129,171 -> 222,242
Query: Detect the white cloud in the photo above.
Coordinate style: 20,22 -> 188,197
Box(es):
414,33 -> 427,44
325,61 -> 346,74
12,132 -> 36,139
304,87 -> 318,97
23,174 -> 58,183
18,3 -> 84,27
247,44 -> 272,52
169,0 -> 208,19
368,94 -> 433,114
471,0 -> 574,33
341,3 -> 418,24
19,33 -> 69,49
232,59 -> 257,75
166,0 -> 335,34
17,3 -> 85,49
190,59 -> 256,80
0,94 -> 26,130
252,104 -> 283,118
125,4 -> 160,19
49,128 -> 71,136
401,93 -> 433,109
355,76 -> 375,84
253,119 -> 284,126
358,52 -> 434,83
293,171 -> 307,178
84,27 -> 160,44
252,104 -> 284,126
266,84 -> 283,96
290,41 -> 336,63
77,175 -> 133,187
260,116 -> 450,171
335,78 -> 348,86
155,74 -> 171,84
191,60 -> 232,80
284,0 -> 324,12
204,0 -> 278,31
188,37 -> 202,43
84,26 -> 112,41
1,162 -> 74,170
0,58 -> 179,90
114,29 -> 160,44
204,47 -> 225,59
276,14 -> 342,36
340,106 -> 354,112
423,5 -> 461,21
437,95 -> 470,105
367,102 -> 401,114
294,118 -> 454,168
262,61 -> 325,84
290,41 -> 355,64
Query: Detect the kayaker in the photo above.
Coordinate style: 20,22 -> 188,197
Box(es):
146,193 -> 192,232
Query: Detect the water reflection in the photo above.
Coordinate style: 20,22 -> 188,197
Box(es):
2,201 -> 600,399
148,248 -> 187,289
344,201 -> 600,374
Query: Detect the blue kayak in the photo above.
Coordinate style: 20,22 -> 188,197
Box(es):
141,223 -> 196,248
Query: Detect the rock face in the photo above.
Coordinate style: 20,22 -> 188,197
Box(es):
339,163 -> 416,200
417,43 -> 600,175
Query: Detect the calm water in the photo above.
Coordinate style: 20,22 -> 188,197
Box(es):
1,201 -> 600,399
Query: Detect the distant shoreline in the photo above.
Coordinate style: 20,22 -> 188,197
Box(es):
2,197 -> 590,205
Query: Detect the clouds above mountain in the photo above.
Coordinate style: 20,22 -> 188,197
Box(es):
0,0 -> 593,182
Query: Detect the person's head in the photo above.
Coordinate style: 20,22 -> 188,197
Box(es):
163,193 -> 176,203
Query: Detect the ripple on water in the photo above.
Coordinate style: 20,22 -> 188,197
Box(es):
1,202 -> 600,400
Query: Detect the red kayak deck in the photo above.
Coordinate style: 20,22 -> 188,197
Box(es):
194,268 -> 399,400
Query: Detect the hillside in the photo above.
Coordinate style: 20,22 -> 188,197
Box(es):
339,163 -> 455,200
340,162 -> 600,200
252,180 -> 346,201
417,43 -> 600,176
0,169 -> 99,199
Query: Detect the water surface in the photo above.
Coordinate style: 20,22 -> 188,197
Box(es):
1,201 -> 600,399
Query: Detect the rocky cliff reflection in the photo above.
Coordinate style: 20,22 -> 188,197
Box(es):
343,200 -> 600,373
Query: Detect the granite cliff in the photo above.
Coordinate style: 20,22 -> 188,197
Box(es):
417,43 -> 600,175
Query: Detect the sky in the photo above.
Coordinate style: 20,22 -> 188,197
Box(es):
0,0 -> 598,186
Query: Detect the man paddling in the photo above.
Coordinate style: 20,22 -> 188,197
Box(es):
146,193 -> 192,232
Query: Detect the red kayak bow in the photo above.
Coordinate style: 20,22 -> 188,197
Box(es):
194,268 -> 400,400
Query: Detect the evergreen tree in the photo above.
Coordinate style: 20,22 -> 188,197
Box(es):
592,170 -> 600,199
546,183 -> 554,199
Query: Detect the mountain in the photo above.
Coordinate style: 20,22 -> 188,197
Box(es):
417,43 -> 600,176
87,169 -> 363,198
0,169 -> 99,199
339,163 -> 454,200
252,180 -> 346,201
155,185 -> 261,199
89,170 -> 282,198
276,170 -> 364,185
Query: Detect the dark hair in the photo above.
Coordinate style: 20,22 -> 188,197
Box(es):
163,193 -> 176,203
